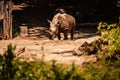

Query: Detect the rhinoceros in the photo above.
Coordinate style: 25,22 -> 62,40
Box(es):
48,13 -> 76,40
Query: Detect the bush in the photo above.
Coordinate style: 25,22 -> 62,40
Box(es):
82,60 -> 120,80
0,44 -> 18,80
97,22 -> 120,60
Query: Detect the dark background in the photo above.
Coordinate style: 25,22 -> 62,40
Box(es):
11,0 -> 119,27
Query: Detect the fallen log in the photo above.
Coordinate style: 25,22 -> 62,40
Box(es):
52,49 -> 75,54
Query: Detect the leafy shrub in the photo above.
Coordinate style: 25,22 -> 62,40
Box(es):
97,22 -> 117,38
82,60 -> 120,80
0,44 -> 19,80
107,26 -> 120,59
97,22 -> 120,60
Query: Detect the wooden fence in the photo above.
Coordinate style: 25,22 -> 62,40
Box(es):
0,1 -> 13,39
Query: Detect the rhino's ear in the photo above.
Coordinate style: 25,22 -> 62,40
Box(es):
47,19 -> 51,23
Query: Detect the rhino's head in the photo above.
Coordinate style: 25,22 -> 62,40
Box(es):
47,19 -> 60,39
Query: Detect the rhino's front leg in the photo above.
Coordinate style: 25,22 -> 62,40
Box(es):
58,30 -> 61,40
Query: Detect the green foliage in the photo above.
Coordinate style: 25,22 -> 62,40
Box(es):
107,26 -> 120,58
97,22 -> 120,60
97,22 -> 117,38
50,61 -> 85,80
82,60 -> 120,80
0,44 -> 19,80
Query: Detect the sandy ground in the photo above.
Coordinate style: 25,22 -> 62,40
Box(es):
0,26 -> 101,65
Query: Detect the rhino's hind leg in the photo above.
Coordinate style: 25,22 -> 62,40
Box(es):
63,30 -> 68,40
71,28 -> 74,40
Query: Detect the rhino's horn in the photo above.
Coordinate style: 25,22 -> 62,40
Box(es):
47,19 -> 51,23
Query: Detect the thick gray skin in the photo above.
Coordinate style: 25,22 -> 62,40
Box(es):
48,13 -> 76,40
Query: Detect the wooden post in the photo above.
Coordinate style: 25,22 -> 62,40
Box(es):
0,1 -> 4,20
3,1 -> 8,39
3,1 -> 13,39
0,1 -> 4,39
8,1 -> 13,39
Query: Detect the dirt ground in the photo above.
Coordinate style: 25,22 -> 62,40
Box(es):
0,26 -> 101,65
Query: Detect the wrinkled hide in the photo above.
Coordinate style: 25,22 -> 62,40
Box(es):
48,13 -> 76,40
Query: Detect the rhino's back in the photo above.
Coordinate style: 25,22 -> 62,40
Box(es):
52,13 -> 61,22
63,13 -> 76,28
